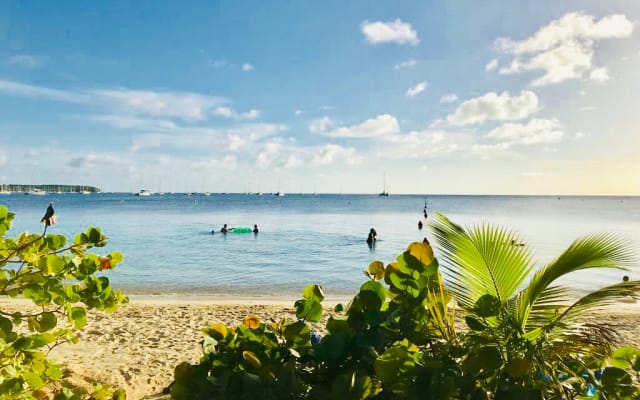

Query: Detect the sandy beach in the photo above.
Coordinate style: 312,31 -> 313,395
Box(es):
3,297 -> 640,400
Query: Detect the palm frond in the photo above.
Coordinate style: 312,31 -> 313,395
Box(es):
515,285 -> 572,336
430,213 -> 536,310
537,281 -> 640,356
518,233 -> 635,325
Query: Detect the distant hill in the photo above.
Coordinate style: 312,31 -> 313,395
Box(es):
0,184 -> 101,193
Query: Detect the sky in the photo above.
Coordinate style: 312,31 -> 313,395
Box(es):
0,0 -> 639,195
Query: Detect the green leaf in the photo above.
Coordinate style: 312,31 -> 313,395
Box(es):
283,320 -> 311,344
69,307 -> 87,329
462,346 -> 502,376
601,367 -> 634,396
88,227 -> 103,244
0,315 -> 12,336
23,285 -> 52,305
465,316 -> 486,331
109,251 -> 124,265
302,284 -> 324,303
294,299 -> 323,322
359,281 -> 386,308
46,234 -> 67,250
610,346 -> 640,369
35,312 -> 57,332
474,294 -> 501,318
334,303 -> 345,312
45,255 -> 66,275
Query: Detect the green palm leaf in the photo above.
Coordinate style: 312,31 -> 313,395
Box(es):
430,213 -> 536,309
517,233 -> 634,327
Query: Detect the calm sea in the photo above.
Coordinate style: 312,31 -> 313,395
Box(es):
1,193 -> 639,299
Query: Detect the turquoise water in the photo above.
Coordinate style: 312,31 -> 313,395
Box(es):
1,193 -> 639,297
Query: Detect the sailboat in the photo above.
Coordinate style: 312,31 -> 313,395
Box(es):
378,173 -> 389,196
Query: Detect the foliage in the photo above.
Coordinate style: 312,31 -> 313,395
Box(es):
171,213 -> 640,399
0,205 -> 127,399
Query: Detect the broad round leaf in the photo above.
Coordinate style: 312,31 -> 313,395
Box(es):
206,323 -> 228,340
368,261 -> 385,280
243,315 -> 260,329
303,284 -> 325,303
474,294 -> 501,318
407,241 -> 434,266
465,316 -> 486,331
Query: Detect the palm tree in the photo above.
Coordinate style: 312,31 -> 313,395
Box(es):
429,213 -> 639,396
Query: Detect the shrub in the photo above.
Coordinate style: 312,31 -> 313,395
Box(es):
171,213 -> 640,399
0,205 -> 127,399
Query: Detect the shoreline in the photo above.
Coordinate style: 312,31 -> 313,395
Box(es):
2,298 -> 640,399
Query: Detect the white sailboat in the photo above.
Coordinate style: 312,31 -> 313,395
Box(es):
378,173 -> 389,196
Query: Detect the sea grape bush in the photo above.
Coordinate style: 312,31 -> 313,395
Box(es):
171,219 -> 640,399
0,205 -> 127,399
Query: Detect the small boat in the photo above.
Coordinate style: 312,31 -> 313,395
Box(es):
378,173 -> 389,196
80,190 -> 92,194
274,192 -> 285,197
26,188 -> 47,196
135,189 -> 153,196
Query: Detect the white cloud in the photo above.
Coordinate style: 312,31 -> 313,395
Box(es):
241,63 -> 254,72
309,116 -> 334,133
8,54 -> 48,68
0,79 -> 87,102
493,12 -> 634,86
0,153 -> 7,166
485,58 -> 498,71
67,153 -> 122,169
324,114 -> 400,138
93,89 -> 225,121
241,109 -> 260,119
86,115 -> 177,130
294,109 -> 303,116
406,81 -> 427,97
361,19 -> 419,45
394,59 -> 417,70
447,91 -> 539,126
213,106 -> 260,120
486,118 -> 564,145
440,93 -> 458,104
469,142 -> 511,159
190,155 -> 238,171
496,12 -> 634,54
310,144 -> 360,166
589,67 -> 609,82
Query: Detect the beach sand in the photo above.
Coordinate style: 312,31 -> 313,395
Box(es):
3,297 -> 640,400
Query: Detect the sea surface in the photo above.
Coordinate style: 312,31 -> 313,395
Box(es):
1,193 -> 639,299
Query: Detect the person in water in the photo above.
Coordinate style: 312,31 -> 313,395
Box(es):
418,220 -> 423,230
366,228 -> 377,246
221,224 -> 232,233
253,224 -> 259,234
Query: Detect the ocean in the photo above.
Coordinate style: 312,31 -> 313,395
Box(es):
1,193 -> 639,299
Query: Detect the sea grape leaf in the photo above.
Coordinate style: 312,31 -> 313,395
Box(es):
610,346 -> 640,369
69,307 -> 87,329
368,261 -> 385,280
303,284 -> 324,303
295,299 -> 323,322
474,294 -> 501,318
360,281 -> 386,308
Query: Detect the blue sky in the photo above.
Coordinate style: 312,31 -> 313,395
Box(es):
0,0 -> 638,194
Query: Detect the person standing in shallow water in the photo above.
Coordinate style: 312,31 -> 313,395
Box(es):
418,220 -> 423,230
366,228 -> 377,247
221,224 -> 231,233
253,224 -> 259,234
